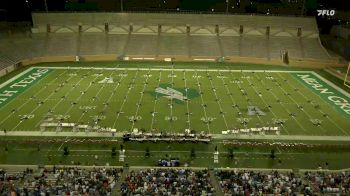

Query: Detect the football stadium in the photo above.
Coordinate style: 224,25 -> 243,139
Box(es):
0,0 -> 350,195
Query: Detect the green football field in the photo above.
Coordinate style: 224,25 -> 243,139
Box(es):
0,63 -> 349,137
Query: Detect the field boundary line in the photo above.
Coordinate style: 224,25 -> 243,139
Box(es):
0,67 -> 35,89
33,66 -> 315,73
312,72 -> 350,98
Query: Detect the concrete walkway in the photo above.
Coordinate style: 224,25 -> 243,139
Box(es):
2,131 -> 350,141
209,170 -> 224,196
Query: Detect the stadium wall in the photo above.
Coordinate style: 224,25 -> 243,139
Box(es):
0,13 -> 345,76
15,54 -> 340,69
0,65 -> 15,77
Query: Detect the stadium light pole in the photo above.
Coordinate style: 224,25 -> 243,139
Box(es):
120,0 -> 124,12
44,0 -> 48,12
300,0 -> 305,16
226,0 -> 229,14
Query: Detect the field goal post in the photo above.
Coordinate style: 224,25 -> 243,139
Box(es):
344,62 -> 350,89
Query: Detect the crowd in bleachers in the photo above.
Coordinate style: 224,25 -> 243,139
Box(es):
216,170 -> 350,195
2,167 -> 350,195
0,167 -> 123,195
304,171 -> 350,194
121,169 -> 215,195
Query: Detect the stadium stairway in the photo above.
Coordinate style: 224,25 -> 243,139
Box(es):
113,167 -> 128,195
209,170 -> 224,196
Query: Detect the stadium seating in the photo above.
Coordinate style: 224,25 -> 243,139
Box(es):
122,168 -> 215,195
1,167 -> 349,195
0,167 -> 123,195
0,13 -> 334,73
216,170 -> 350,195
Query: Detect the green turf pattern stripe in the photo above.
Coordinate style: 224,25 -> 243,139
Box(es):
0,68 -> 52,108
291,72 -> 350,121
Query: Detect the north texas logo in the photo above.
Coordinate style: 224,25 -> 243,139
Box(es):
155,87 -> 188,101
149,84 -> 199,103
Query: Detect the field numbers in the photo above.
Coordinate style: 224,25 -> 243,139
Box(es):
231,80 -> 243,84
54,115 -> 70,120
165,116 -> 177,121
201,117 -> 216,122
79,106 -> 96,110
237,118 -> 251,123
118,73 -> 128,77
19,114 -> 34,119
91,115 -> 106,121
128,116 -> 142,121
192,75 -> 202,79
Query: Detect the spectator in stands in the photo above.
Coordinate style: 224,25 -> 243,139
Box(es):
123,168 -> 214,195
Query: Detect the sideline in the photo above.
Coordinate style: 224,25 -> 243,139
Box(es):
2,131 -> 350,141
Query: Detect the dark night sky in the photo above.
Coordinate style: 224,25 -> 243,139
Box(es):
0,0 -> 348,21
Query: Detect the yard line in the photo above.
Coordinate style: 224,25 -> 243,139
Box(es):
61,69 -> 118,125
277,72 -> 349,135
272,73 -> 330,135
207,71 -> 229,130
10,69 -> 87,131
32,69 -> 96,128
226,69 -> 265,128
194,70 -> 211,134
0,69 -> 67,126
240,71 -> 286,153
217,71 -> 241,128
56,69 -> 119,151
38,66 -> 314,74
130,69 -> 151,131
242,71 -> 287,125
99,71 -> 125,115
183,71 -> 191,130
254,72 -> 306,135
150,70 -> 163,131
112,69 -> 140,129
170,68 -> 174,132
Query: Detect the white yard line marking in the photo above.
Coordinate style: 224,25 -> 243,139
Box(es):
241,71 -> 285,153
313,72 -> 350,98
207,71 -> 229,130
130,70 -> 151,131
274,72 -> 329,135
0,67 -> 35,89
57,69 -> 119,151
0,70 -> 66,126
9,70 -> 81,131
67,69 -> 118,123
32,69 -> 95,128
150,71 -> 162,131
194,70 -> 211,134
218,71 -> 241,128
183,71 -> 191,130
112,69 -> 139,129
169,68 -> 175,133
227,70 -> 266,126
35,66 -> 314,73
278,72 -> 349,135
5,66 -> 348,136
256,72 -> 302,135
